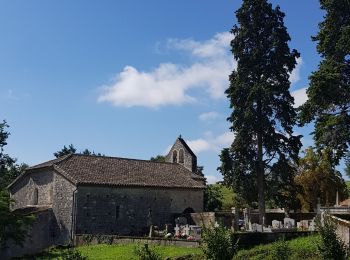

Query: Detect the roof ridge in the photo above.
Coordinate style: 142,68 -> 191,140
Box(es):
69,153 -> 175,165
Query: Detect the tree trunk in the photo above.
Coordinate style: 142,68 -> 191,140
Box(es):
257,98 -> 265,225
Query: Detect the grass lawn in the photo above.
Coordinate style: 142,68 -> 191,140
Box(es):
23,234 -> 320,260
29,244 -> 203,260
233,235 -> 320,260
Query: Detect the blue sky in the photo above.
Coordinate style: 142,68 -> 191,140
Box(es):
0,0 -> 335,183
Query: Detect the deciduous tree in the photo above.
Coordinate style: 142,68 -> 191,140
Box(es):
295,147 -> 347,211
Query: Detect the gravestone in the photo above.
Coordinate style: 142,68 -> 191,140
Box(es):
272,220 -> 281,229
174,224 -> 180,236
252,223 -> 263,232
284,218 -> 295,228
300,220 -> 309,230
309,219 -> 316,231
183,225 -> 190,236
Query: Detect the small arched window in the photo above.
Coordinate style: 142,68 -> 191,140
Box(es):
179,149 -> 184,163
33,187 -> 39,205
172,150 -> 178,163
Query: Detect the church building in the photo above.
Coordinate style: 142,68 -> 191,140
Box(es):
8,136 -> 205,246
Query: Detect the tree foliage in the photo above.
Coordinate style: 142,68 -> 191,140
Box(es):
317,214 -> 347,260
149,155 -> 166,162
53,144 -> 77,158
220,0 -> 301,223
0,121 -> 27,189
54,145 -> 103,158
201,224 -> 238,260
300,0 -> 350,164
81,149 -> 103,156
204,184 -> 223,212
0,120 -> 33,249
295,147 -> 348,211
0,191 -> 35,250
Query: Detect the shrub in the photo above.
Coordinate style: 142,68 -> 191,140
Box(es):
61,248 -> 87,260
201,224 -> 238,260
134,243 -> 162,260
317,215 -> 347,260
269,237 -> 290,260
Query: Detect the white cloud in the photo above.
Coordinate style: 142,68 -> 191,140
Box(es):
289,57 -> 303,85
98,32 -> 235,108
167,32 -> 232,59
291,87 -> 308,108
205,175 -> 222,184
199,111 -> 220,122
186,131 -> 235,154
98,32 -> 303,108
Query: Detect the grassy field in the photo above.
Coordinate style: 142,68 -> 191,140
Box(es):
23,234 -> 321,259
233,235 -> 320,260
29,244 -> 203,260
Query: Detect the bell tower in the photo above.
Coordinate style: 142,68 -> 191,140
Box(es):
165,135 -> 197,173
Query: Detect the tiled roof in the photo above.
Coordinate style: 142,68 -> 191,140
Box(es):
20,154 -> 205,189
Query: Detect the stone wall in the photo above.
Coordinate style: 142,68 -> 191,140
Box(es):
332,215 -> 350,248
0,208 -> 56,260
52,172 -> 76,245
10,170 -> 54,209
9,169 -> 76,246
165,139 -> 197,172
75,235 -> 200,247
75,185 -> 204,236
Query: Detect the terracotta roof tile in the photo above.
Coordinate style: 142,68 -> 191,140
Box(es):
22,154 -> 205,189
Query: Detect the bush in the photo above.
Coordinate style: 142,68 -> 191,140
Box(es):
317,215 -> 347,260
61,248 -> 87,260
134,243 -> 162,260
269,237 -> 290,260
201,224 -> 238,260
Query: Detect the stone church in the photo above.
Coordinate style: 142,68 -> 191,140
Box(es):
8,136 -> 205,247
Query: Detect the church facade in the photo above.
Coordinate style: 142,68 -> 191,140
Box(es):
8,137 -> 205,246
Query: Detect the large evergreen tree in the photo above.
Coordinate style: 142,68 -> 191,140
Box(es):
300,0 -> 350,164
219,0 -> 301,224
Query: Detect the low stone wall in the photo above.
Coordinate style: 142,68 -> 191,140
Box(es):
189,211 -> 317,228
249,212 -> 317,226
74,235 -> 200,247
234,231 -> 313,249
332,215 -> 350,248
75,230 -> 313,250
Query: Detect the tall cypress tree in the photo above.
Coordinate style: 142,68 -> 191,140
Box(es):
219,0 -> 301,224
300,0 -> 350,164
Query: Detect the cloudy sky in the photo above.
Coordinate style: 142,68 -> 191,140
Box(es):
0,1 -> 330,183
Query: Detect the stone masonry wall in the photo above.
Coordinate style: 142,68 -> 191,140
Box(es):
75,186 -> 203,236
165,139 -> 197,172
52,172 -> 76,245
10,170 -> 54,209
0,209 -> 55,260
